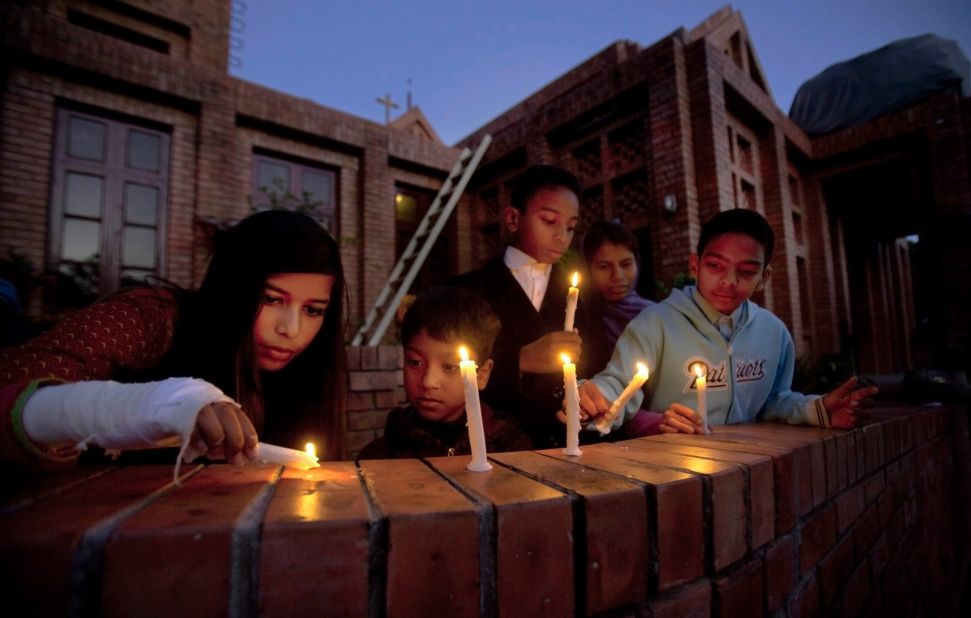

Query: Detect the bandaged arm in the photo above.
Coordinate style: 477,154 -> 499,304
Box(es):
21,377 -> 237,462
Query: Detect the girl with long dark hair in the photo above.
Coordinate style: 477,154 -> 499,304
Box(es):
0,209 -> 346,464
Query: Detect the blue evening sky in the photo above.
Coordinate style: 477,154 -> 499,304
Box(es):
231,1 -> 971,145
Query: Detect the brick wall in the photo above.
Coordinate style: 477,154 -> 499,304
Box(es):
456,28 -> 841,361
3,405 -> 968,615
344,345 -> 406,458
0,0 -> 459,328
455,11 -> 971,377
0,66 -> 200,312
4,2 -> 967,373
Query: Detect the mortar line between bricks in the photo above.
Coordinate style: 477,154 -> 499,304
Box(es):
229,465 -> 283,618
604,453 -> 717,573
699,474 -> 714,573
419,458 -> 498,617
517,452 -> 659,595
644,483 -> 660,595
656,450 -> 756,553
489,457 -> 590,616
771,457 -> 786,535
69,464 -> 205,617
1,466 -> 118,515
569,485 -> 588,618
356,460 -> 389,618
740,464 -> 753,551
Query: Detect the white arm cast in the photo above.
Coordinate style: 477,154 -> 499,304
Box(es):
22,377 -> 235,453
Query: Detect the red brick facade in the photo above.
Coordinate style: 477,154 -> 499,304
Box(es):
0,0 -> 458,326
3,405 -> 968,615
3,2 -> 970,458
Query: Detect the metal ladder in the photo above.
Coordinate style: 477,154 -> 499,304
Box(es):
351,134 -> 492,346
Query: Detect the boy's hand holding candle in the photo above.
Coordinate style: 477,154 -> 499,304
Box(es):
519,331 -> 582,374
594,362 -> 649,435
654,363 -> 709,435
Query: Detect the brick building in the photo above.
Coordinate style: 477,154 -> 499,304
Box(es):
456,7 -> 971,379
2,2 -> 969,456
0,0 -> 459,329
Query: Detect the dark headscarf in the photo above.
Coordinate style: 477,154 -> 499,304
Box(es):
603,291 -> 653,351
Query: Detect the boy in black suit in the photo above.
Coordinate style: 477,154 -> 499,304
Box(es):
451,165 -> 606,447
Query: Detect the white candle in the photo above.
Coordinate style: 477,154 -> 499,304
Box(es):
693,363 -> 709,434
562,353 -> 582,456
459,345 -> 492,472
595,362 -> 649,435
256,441 -> 319,470
564,272 -> 580,331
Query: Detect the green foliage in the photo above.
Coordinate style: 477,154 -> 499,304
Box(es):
655,271 -> 695,298
556,247 -> 582,274
339,234 -> 362,248
47,256 -> 101,314
672,271 -> 695,290
0,247 -> 37,300
253,179 -> 331,229
793,353 -> 857,394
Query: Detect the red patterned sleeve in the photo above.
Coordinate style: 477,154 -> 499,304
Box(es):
0,287 -> 178,462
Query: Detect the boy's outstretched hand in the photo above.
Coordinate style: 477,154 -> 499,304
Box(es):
658,403 -> 705,434
557,380 -> 611,424
822,377 -> 879,428
578,380 -> 611,420
520,330 -> 582,374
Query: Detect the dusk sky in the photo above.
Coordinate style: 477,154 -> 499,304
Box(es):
232,1 -> 971,145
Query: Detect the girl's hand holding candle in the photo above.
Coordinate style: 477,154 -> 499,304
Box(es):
256,441 -> 319,470
564,272 -> 580,331
459,345 -> 492,472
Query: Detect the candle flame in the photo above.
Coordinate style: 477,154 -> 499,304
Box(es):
636,362 -> 649,378
570,272 -> 579,287
458,346 -> 470,362
305,442 -> 317,459
561,353 -> 573,365
692,363 -> 705,378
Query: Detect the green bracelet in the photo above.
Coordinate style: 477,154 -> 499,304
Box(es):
10,378 -> 66,459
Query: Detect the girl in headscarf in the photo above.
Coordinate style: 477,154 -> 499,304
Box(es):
0,210 -> 346,465
582,220 -> 659,437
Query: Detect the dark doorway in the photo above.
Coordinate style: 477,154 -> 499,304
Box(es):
394,183 -> 454,293
633,226 -> 656,301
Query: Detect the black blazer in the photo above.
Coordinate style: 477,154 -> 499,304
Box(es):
450,255 -> 608,447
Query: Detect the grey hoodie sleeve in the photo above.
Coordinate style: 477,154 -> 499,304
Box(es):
758,329 -> 829,426
588,310 -> 662,428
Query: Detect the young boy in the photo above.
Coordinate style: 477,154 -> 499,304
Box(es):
357,287 -> 531,460
579,208 -> 877,433
451,165 -> 607,447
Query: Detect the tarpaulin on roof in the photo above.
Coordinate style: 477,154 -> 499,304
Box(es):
789,34 -> 970,136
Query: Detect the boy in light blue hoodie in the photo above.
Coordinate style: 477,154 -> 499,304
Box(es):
578,209 -> 877,434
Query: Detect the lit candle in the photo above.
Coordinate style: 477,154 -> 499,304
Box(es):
459,345 -> 492,472
595,362 -> 649,435
562,353 -> 582,456
693,363 -> 709,434
256,441 -> 319,470
564,272 -> 580,331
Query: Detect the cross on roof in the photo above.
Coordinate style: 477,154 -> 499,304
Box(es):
376,93 -> 400,124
